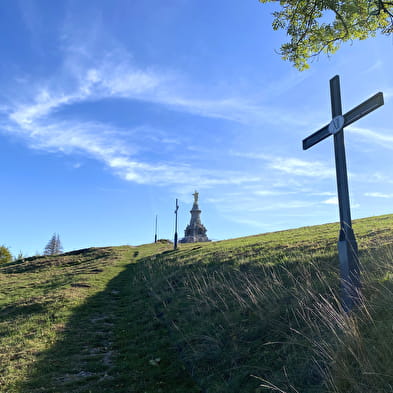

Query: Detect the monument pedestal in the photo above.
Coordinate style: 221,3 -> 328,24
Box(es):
180,191 -> 210,243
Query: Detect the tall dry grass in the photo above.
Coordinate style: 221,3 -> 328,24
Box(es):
140,245 -> 393,392
306,245 -> 393,393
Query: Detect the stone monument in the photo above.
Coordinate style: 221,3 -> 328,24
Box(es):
180,191 -> 210,243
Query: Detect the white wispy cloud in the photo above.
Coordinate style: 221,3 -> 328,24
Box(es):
383,87 -> 393,100
268,157 -> 334,178
247,200 -> 316,212
365,192 -> 393,198
8,40 -> 311,132
226,217 -> 271,228
355,172 -> 393,185
232,151 -> 334,178
17,119 -> 263,187
322,197 -> 359,209
323,197 -> 338,205
1,37 -> 317,194
1,33 -> 354,235
253,190 -> 294,196
312,191 -> 336,196
9,61 -> 162,126
347,126 -> 393,149
156,95 -> 307,127
362,60 -> 383,74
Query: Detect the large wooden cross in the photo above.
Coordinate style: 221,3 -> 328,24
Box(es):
303,75 -> 384,312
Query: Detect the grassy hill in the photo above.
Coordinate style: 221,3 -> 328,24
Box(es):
1,214 -> 393,392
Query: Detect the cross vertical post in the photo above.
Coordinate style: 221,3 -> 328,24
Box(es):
302,75 -> 384,312
330,76 -> 360,312
174,199 -> 179,250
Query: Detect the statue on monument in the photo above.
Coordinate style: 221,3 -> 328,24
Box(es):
180,190 -> 210,243
193,190 -> 199,203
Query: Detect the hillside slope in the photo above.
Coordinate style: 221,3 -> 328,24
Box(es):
1,214 -> 393,392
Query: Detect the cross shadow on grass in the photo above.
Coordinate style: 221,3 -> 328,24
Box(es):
15,251 -> 202,393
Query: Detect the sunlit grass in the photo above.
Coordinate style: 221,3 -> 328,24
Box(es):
1,214 -> 393,392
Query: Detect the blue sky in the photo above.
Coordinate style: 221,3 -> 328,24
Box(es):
1,0 -> 392,256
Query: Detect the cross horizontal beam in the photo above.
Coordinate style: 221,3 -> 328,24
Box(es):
344,92 -> 384,127
303,92 -> 384,150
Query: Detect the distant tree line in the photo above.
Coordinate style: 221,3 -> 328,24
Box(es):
0,233 -> 64,265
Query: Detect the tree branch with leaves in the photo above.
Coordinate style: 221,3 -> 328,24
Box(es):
260,0 -> 393,70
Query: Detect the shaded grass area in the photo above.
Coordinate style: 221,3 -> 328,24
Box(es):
0,244 -> 201,392
1,214 -> 393,392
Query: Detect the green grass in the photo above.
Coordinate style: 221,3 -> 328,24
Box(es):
0,244 -> 201,392
1,214 -> 393,392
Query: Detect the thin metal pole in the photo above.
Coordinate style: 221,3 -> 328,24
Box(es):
330,76 -> 360,312
174,199 -> 179,250
154,215 -> 158,243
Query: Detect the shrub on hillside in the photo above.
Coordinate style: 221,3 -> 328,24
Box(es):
0,245 -> 13,264
157,239 -> 173,244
